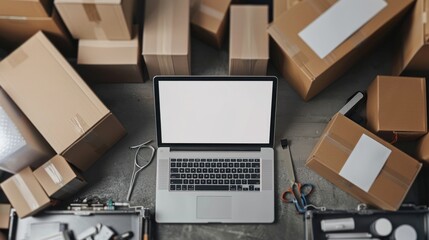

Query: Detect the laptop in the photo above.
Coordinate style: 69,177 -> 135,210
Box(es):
154,76 -> 277,223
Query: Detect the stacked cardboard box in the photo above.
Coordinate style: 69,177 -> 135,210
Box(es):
0,204 -> 10,229
0,0 -> 73,56
229,5 -> 269,75
142,0 -> 191,79
267,0 -> 414,101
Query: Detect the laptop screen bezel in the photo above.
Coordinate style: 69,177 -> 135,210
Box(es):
153,76 -> 277,150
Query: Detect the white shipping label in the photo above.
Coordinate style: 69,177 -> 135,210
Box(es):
299,0 -> 387,58
339,134 -> 391,192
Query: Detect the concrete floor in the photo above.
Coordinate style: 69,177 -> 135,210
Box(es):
1,35 -> 427,239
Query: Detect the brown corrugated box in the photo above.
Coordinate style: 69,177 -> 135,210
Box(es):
0,0 -> 52,17
0,32 -> 126,171
229,5 -> 268,75
0,204 -> 10,229
0,167 -> 51,218
34,155 -> 86,200
142,0 -> 191,79
0,88 -> 54,174
267,0 -> 415,101
392,0 -> 429,74
77,25 -> 143,83
306,114 -> 422,211
367,75 -> 427,141
55,0 -> 134,40
0,9 -> 74,56
273,0 -> 301,20
191,0 -> 231,49
416,134 -> 429,163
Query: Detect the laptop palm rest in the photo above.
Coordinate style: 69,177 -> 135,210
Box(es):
196,196 -> 232,219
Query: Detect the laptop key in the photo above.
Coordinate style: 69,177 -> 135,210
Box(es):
195,180 -> 200,184
237,185 -> 243,191
189,180 -> 194,184
249,185 -> 254,191
179,169 -> 184,173
230,185 -> 237,191
171,179 -> 182,184
188,185 -> 195,190
171,159 -> 177,162
171,163 -> 176,167
213,180 -> 218,184
184,180 -> 189,184
176,185 -> 182,190
181,174 -> 186,178
195,185 -> 229,191
182,185 -> 187,190
170,185 -> 176,190
170,168 -> 178,173
248,180 -> 260,184
170,174 -> 180,178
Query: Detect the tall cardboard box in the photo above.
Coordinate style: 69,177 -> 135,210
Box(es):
77,26 -> 144,83
229,5 -> 269,75
55,0 -> 134,40
1,167 -> 51,218
0,10 -> 73,56
0,32 -> 126,171
0,204 -> 10,229
142,0 -> 191,79
367,76 -> 427,141
273,0 -> 301,20
0,88 -> 54,174
191,0 -> 231,49
392,0 -> 429,75
34,155 -> 86,200
306,114 -> 421,211
0,0 -> 52,17
267,0 -> 415,101
417,134 -> 429,163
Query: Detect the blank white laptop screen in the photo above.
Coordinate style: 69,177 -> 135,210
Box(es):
158,81 -> 274,144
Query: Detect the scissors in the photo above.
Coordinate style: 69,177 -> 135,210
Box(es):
127,140 -> 156,201
280,139 -> 314,214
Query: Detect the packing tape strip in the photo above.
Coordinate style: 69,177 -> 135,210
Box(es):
12,175 -> 39,211
199,3 -> 224,21
287,0 -> 302,9
6,49 -> 28,68
70,114 -> 89,135
83,3 -> 101,22
44,163 -> 64,186
156,0 -> 174,70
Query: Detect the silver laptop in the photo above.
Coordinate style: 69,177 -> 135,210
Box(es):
154,76 -> 277,223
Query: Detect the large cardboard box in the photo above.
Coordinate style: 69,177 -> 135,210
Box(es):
1,167 -> 51,218
0,88 -> 54,174
191,0 -> 231,49
77,25 -> 144,83
0,10 -> 73,56
34,155 -> 86,200
267,0 -> 415,101
0,32 -> 126,171
55,0 -> 134,40
0,0 -> 52,17
142,0 -> 191,79
417,134 -> 429,163
367,75 -> 427,141
307,114 -> 422,211
0,204 -> 10,229
229,5 -> 269,75
273,0 -> 301,20
393,0 -> 429,74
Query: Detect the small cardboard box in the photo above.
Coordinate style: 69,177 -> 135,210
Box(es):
191,0 -> 231,49
1,167 -> 51,218
229,5 -> 269,75
416,134 -> 429,163
0,0 -> 52,17
0,204 -> 11,229
367,75 -> 427,141
392,0 -> 429,74
77,25 -> 144,83
0,88 -> 54,174
142,0 -> 191,79
0,32 -> 126,171
306,114 -> 422,211
0,9 -> 74,56
55,0 -> 134,40
273,0 -> 301,20
267,0 -> 414,101
34,155 -> 86,200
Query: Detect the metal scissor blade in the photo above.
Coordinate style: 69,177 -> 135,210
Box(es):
278,140 -> 296,186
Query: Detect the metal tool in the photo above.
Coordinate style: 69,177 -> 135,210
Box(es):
280,139 -> 314,214
127,140 -> 156,201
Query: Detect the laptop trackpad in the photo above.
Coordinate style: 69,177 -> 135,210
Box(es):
196,196 -> 232,219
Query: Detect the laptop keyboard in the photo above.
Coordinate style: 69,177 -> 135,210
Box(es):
169,158 -> 261,191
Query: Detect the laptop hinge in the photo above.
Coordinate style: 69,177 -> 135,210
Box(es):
170,146 -> 262,152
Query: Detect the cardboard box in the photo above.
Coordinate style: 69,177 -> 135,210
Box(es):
367,75 -> 427,141
0,9 -> 74,56
34,155 -> 86,200
273,0 -> 301,20
267,0 -> 414,101
0,32 -> 126,171
229,5 -> 268,75
142,0 -> 191,79
306,114 -> 422,211
77,25 -> 144,83
0,0 -> 52,17
0,204 -> 10,229
55,0 -> 134,40
191,0 -> 231,49
0,88 -> 54,174
416,133 -> 429,163
392,0 -> 429,74
1,167 -> 51,218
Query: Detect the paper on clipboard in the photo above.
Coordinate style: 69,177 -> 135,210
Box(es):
298,0 -> 387,59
